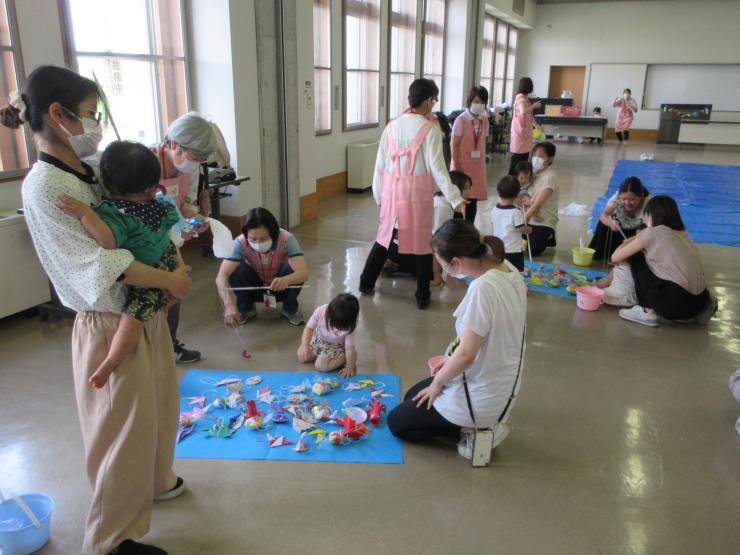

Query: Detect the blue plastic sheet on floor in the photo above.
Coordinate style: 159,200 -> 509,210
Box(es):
175,370 -> 403,464
524,261 -> 607,299
588,160 -> 740,246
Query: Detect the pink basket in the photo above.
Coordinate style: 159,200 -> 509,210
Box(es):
575,286 -> 604,311
561,106 -> 582,117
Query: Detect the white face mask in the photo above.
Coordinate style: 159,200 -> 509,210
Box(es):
60,117 -> 103,158
174,154 -> 201,175
470,102 -> 486,117
532,156 -> 547,171
443,260 -> 467,279
248,240 -> 272,253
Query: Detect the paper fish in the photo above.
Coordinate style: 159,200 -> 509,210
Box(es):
358,379 -> 375,387
287,393 -> 309,404
207,421 -> 236,438
371,389 -> 392,399
181,405 -> 209,425
343,382 -> 362,391
269,403 -> 290,423
257,386 -> 276,403
185,395 -> 206,407
216,377 -> 242,387
245,416 -> 264,430
312,403 -> 332,421
293,416 -> 315,432
230,413 -> 245,430
176,424 -> 194,443
227,381 -> 243,393
267,433 -> 293,448
308,428 -> 326,445
246,375 -> 262,386
293,432 -> 309,453
312,381 -> 332,396
225,392 -> 244,409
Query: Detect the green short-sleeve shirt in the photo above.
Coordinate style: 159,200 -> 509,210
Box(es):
94,199 -> 180,266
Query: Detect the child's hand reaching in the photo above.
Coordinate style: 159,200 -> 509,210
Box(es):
58,194 -> 93,220
339,366 -> 356,379
297,344 -> 314,363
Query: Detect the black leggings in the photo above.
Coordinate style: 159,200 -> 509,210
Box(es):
360,241 -> 433,303
465,200 -> 478,224
387,377 -> 461,442
509,152 -> 529,176
527,225 -> 556,257
629,252 -> 710,320
616,130 -> 630,142
588,221 -> 637,260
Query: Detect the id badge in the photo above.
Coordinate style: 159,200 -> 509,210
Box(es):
471,150 -> 481,159
264,293 -> 277,308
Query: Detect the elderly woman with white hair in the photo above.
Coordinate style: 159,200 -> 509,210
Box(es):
153,111 -> 218,363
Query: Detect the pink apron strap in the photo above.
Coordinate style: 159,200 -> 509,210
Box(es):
403,121 -> 437,174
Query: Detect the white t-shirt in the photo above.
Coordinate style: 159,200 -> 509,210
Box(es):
433,195 -> 454,233
491,204 -> 525,254
529,167 -> 559,229
433,262 -> 527,428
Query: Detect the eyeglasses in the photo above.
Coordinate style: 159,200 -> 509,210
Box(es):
178,147 -> 208,163
63,106 -> 103,124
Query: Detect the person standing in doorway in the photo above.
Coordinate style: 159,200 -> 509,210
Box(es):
359,78 -> 466,310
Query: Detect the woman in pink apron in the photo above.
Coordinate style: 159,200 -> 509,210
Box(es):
613,88 -> 638,144
509,77 -> 542,175
451,86 -> 490,224
359,78 -> 465,310
216,207 -> 309,327
153,112 -> 217,363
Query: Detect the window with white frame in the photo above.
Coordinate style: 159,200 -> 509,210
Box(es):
421,0 -> 445,103
63,0 -> 188,148
479,15 -> 494,104
0,0 -> 29,175
343,0 -> 380,129
313,0 -> 331,134
505,27 -> 518,104
492,20 -> 507,105
388,0 -> 417,120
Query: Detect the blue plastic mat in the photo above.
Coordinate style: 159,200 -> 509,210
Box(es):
524,261 -> 607,299
175,370 -> 403,464
588,160 -> 740,246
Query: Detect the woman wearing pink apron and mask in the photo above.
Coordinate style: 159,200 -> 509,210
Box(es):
359,78 -> 465,310
451,86 -> 490,224
613,88 -> 638,144
216,207 -> 309,327
153,112 -> 217,363
509,77 -> 542,175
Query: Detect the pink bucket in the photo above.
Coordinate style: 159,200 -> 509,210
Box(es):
428,355 -> 447,373
575,286 -> 604,311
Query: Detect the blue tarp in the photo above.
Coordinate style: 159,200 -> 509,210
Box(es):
175,370 -> 403,464
588,160 -> 740,246
523,261 -> 607,299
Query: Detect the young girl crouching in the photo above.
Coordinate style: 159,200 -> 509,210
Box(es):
297,293 -> 360,378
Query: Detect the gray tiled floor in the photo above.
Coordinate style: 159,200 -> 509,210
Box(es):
1,141 -> 739,554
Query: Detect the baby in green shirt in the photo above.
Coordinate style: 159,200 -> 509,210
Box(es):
59,141 -> 184,388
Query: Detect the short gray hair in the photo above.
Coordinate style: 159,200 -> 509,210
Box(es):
164,111 -> 218,158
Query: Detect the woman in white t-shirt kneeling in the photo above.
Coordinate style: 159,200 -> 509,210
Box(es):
387,219 -> 527,460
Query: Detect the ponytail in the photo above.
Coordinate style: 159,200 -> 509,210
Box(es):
431,219 -> 505,264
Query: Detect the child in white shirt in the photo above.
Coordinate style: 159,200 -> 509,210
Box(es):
432,170 -> 472,285
297,293 -> 359,378
491,175 -> 531,272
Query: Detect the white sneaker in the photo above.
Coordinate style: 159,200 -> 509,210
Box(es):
154,476 -> 186,501
456,424 -> 510,460
619,305 -> 659,327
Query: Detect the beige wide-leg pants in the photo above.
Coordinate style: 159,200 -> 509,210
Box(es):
72,311 -> 179,555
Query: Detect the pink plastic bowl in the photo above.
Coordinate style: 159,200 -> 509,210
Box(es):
575,286 -> 604,311
428,355 -> 447,372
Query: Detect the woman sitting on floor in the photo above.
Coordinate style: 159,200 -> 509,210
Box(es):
589,176 -> 650,260
603,195 -> 714,327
